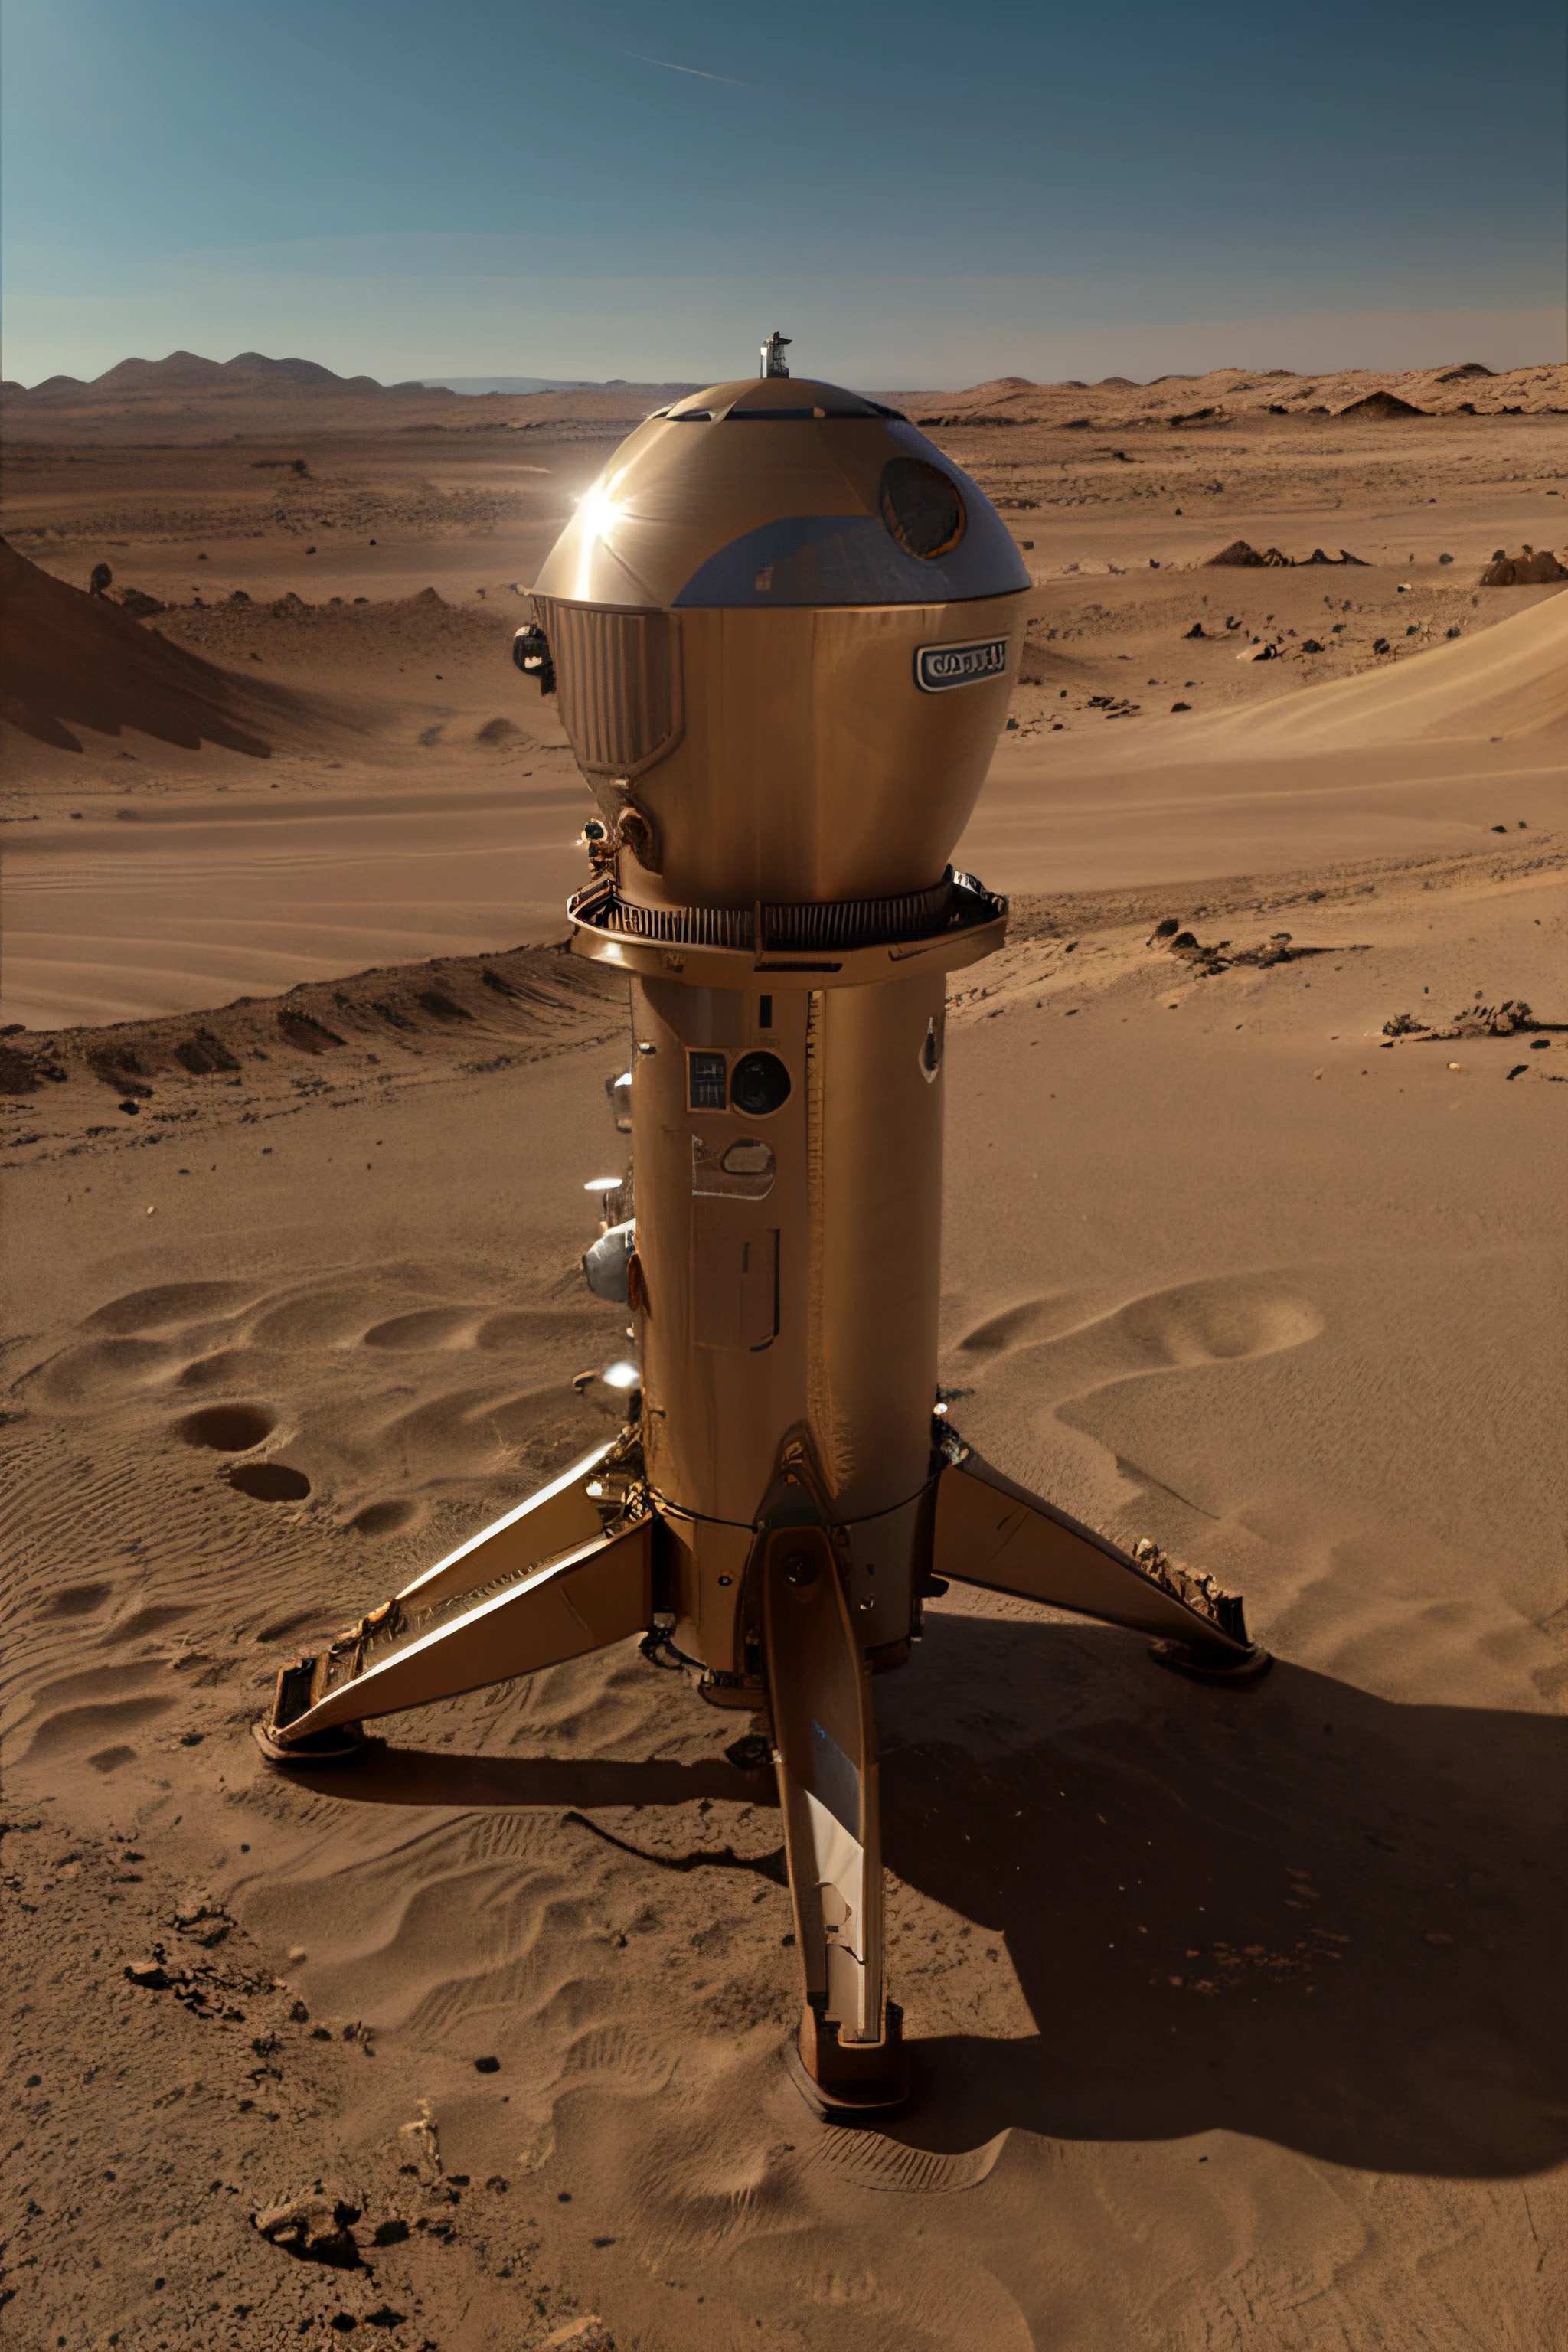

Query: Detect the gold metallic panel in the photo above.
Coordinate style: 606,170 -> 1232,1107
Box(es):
808,974 -> 946,1521
604,596 -> 1026,906
631,972 -> 945,1559
763,1525 -> 885,2041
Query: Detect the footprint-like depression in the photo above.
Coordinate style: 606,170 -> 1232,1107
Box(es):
174,1401 -> 312,1501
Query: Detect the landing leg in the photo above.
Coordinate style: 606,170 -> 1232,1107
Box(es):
933,1438 -> 1269,1681
763,1524 -> 910,2120
256,1435 -> 654,1759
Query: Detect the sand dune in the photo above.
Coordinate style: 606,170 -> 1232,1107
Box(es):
1,546 -> 596,1026
0,537 -> 327,759
5,539 -> 1563,1028
960,582 -> 1566,895
2,782 -> 596,1027
1205,587 -> 1568,748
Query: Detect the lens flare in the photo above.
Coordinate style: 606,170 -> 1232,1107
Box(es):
574,469 -> 628,599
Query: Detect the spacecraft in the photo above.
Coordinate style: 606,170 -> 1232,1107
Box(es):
260,342 -> 1266,2118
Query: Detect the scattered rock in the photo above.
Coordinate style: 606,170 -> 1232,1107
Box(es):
1381,999 -> 1562,1043
0,1044 -> 43,1096
473,2055 -> 501,2073
1480,547 -> 1566,586
253,2194 -> 363,2269
277,1008 -> 345,1053
1206,538 -> 1287,568
1204,539 -> 1365,570
398,2099 -> 442,2183
174,1029 -> 241,1075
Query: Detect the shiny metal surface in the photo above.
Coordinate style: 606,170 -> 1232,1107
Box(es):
529,375 -> 1029,910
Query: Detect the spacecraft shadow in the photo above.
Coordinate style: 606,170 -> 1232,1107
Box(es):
271,1623 -> 1564,2181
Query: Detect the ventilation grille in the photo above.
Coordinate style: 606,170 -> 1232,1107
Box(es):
574,869 -> 1002,954
534,598 -> 682,779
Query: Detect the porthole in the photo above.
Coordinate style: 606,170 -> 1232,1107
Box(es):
730,1051 -> 792,1116
880,458 -> 966,560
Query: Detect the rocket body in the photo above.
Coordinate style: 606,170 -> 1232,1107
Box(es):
541,368 -> 1027,2080
631,968 -> 947,1672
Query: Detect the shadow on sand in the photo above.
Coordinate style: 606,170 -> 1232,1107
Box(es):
276,1611 -> 1565,2182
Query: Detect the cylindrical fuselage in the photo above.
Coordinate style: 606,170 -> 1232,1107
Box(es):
630,969 -> 946,1667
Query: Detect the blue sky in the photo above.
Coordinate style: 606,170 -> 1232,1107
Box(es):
4,0 -> 1563,387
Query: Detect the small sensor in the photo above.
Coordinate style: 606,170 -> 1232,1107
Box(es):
688,1050 -> 728,1110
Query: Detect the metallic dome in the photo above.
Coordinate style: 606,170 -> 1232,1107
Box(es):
528,371 -> 1031,912
533,377 -> 1030,612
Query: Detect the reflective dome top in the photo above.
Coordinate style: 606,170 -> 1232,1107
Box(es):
533,378 -> 1030,612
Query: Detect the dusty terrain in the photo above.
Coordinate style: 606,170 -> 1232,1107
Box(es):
2,361 -> 1563,1026
2,359 -> 1565,2352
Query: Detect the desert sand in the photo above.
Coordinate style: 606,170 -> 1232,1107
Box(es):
2,357 -> 1565,2352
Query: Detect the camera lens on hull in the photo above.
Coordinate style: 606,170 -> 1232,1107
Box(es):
730,1051 -> 792,1116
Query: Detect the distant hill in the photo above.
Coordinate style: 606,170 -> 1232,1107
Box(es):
422,375 -> 702,397
8,349 -> 446,403
0,353 -> 717,446
896,360 -> 1566,426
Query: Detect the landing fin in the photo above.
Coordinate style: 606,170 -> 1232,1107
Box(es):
933,1439 -> 1268,1676
763,1523 -> 909,2115
258,1439 -> 654,1756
